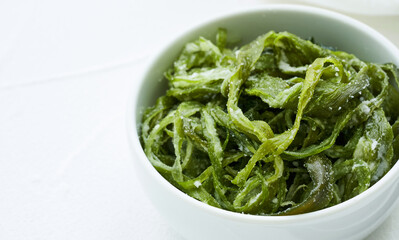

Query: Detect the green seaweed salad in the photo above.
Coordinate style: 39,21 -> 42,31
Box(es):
140,29 -> 399,215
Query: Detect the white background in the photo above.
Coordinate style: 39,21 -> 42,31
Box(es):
0,0 -> 398,239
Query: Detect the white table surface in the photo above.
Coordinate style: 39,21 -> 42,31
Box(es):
1,0 -> 398,239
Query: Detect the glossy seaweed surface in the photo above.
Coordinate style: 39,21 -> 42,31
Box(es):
140,29 -> 399,215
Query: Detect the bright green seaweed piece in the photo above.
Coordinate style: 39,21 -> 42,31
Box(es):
140,29 -> 399,215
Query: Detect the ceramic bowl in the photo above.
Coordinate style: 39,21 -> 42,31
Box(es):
127,4 -> 399,240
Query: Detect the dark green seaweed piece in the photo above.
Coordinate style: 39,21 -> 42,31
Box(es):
275,154 -> 333,215
140,29 -> 399,215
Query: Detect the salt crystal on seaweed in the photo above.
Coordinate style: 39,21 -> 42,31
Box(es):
194,180 -> 202,188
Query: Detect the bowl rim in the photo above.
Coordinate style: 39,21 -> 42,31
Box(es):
127,4 -> 399,224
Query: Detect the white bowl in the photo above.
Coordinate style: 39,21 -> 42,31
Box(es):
127,4 -> 399,240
